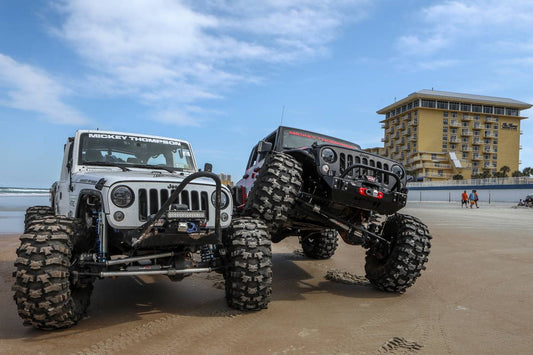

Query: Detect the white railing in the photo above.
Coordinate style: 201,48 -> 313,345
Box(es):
407,176 -> 532,187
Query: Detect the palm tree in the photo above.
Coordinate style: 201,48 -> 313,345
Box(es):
500,165 -> 510,177
523,167 -> 532,177
512,170 -> 523,177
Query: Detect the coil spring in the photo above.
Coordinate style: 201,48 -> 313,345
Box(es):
200,245 -> 215,263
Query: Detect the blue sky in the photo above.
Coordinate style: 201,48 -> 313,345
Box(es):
1,0 -> 532,187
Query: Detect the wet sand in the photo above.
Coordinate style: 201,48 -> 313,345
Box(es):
1,202 -> 532,354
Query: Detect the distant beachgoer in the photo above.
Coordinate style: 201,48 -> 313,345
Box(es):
473,190 -> 479,208
469,190 -> 476,208
518,199 -> 525,206
461,191 -> 468,208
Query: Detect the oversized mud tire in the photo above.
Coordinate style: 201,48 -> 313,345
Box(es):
300,229 -> 339,259
24,206 -> 54,232
244,152 -> 302,234
365,214 -> 431,293
224,217 -> 272,310
12,217 -> 93,329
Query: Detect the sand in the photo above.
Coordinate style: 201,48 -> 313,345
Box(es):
1,202 -> 532,354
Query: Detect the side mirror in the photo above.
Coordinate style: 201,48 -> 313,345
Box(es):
204,163 -> 213,173
257,140 -> 272,154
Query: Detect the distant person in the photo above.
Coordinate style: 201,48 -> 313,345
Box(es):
473,190 -> 479,208
469,190 -> 476,208
518,199 -> 525,206
461,190 -> 468,208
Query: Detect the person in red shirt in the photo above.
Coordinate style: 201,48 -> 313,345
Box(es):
461,190 -> 468,208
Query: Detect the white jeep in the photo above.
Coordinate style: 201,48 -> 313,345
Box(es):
13,130 -> 271,329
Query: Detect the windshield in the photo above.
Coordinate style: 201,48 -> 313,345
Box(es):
281,128 -> 360,150
78,133 -> 196,171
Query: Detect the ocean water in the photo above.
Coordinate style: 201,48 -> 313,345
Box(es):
0,188 -> 50,234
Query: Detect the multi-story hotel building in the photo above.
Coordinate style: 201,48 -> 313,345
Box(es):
367,90 -> 531,181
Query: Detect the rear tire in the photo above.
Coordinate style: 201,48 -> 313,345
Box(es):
12,217 -> 93,329
244,152 -> 302,234
224,217 -> 272,310
24,206 -> 54,232
300,229 -> 339,259
365,214 -> 431,293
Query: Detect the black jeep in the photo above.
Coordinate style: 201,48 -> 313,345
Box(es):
234,126 -> 431,293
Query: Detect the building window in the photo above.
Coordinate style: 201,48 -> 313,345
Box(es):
461,103 -> 471,111
442,144 -> 447,150
451,128 -> 457,134
493,140 -> 497,145
451,144 -> 456,150
462,121 -> 469,127
443,118 -> 448,125
493,154 -> 497,160
421,99 -> 436,108
506,108 -> 518,116
472,105 -> 482,113
414,110 -> 418,116
494,107 -> 504,115
483,106 -> 493,114
437,101 -> 448,109
493,124 -> 498,130
474,115 -> 480,120
451,112 -> 458,118
450,102 -> 459,110
443,111 -> 449,117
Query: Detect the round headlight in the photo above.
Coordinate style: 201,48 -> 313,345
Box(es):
321,148 -> 336,163
211,191 -> 229,209
391,165 -> 405,178
111,185 -> 134,208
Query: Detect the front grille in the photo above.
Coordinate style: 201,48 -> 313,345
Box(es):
138,188 -> 209,221
339,152 -> 390,184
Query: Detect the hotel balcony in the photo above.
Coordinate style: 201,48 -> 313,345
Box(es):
472,123 -> 482,130
461,130 -> 473,136
472,155 -> 483,161
449,121 -> 460,127
461,115 -> 473,121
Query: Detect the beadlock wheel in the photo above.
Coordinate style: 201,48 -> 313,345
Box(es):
12,216 -> 93,329
244,152 -> 303,235
300,229 -> 339,259
365,214 -> 431,293
224,217 -> 272,310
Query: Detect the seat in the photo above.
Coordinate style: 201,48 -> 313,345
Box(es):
85,150 -> 103,162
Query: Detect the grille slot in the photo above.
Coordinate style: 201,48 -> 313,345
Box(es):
138,188 -> 206,222
337,152 -> 393,184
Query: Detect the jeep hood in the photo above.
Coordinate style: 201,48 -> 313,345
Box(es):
72,169 -> 219,188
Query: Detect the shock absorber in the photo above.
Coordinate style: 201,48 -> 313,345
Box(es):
96,210 -> 108,262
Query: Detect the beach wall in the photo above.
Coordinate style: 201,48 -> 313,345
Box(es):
407,184 -> 533,203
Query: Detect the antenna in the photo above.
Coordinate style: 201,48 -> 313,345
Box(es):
280,105 -> 285,125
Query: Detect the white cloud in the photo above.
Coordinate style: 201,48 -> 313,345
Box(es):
0,53 -> 88,124
52,0 -> 368,124
396,0 -> 533,58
